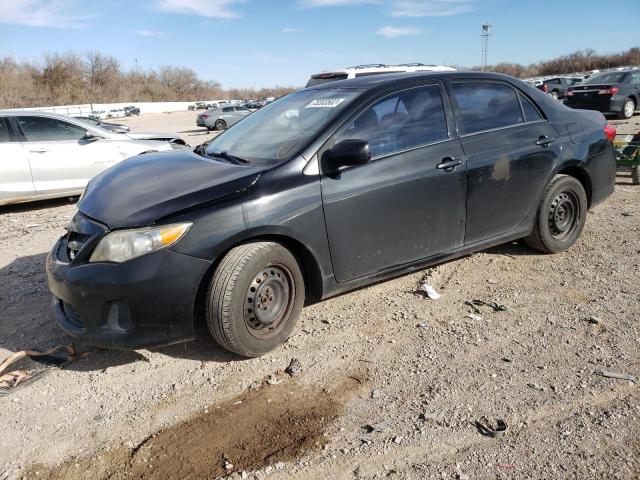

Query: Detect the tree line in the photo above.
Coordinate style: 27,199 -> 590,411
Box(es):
0,47 -> 638,109
0,51 -> 296,109
476,47 -> 640,78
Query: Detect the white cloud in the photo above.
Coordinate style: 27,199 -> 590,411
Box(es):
281,27 -> 303,33
154,0 -> 244,18
375,26 -> 420,38
391,1 -> 473,17
298,0 -> 474,17
0,0 -> 90,28
135,29 -> 166,38
298,0 -> 376,5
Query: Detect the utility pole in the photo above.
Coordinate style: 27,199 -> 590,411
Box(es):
134,58 -> 139,74
480,22 -> 492,71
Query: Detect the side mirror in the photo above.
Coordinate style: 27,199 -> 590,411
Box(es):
325,139 -> 371,169
82,131 -> 102,142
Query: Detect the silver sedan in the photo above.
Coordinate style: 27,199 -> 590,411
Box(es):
0,111 -> 179,206
196,105 -> 251,131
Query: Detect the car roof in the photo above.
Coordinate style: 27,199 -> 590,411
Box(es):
304,70 -> 524,91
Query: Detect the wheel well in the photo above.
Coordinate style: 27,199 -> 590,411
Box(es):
192,234 -> 324,334
557,166 -> 592,207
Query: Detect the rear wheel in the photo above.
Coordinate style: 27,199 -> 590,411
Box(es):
620,98 -> 636,119
214,119 -> 227,130
524,175 -> 587,253
206,242 -> 305,357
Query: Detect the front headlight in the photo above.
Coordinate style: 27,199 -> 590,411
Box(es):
89,222 -> 192,263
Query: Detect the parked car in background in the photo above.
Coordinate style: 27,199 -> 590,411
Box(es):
124,106 -> 140,116
47,71 -> 616,357
306,63 -> 456,87
0,111 -> 176,206
565,69 -> 640,119
106,109 -> 125,119
74,116 -> 130,133
542,77 -> 584,100
196,105 -> 251,130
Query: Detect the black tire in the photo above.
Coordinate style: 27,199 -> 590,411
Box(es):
214,119 -> 227,130
524,175 -> 588,253
632,166 -> 640,185
619,98 -> 636,119
206,242 -> 305,357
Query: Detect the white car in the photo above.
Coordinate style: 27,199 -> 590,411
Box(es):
306,63 -> 456,87
0,111 -> 177,206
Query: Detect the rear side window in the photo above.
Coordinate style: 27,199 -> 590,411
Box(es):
17,116 -> 87,142
519,94 -> 543,122
451,82 -> 524,135
0,118 -> 15,142
336,84 -> 448,158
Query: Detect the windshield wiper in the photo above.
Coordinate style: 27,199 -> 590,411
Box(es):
209,150 -> 250,165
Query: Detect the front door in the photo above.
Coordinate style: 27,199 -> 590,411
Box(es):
321,83 -> 467,283
15,116 -> 118,195
447,80 -> 559,244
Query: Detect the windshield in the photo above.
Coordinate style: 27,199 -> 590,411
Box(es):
583,72 -> 628,84
205,88 -> 362,163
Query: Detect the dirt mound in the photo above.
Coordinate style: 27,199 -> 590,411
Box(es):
28,373 -> 365,479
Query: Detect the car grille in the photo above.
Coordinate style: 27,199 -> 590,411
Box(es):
64,212 -> 108,261
62,301 -> 83,328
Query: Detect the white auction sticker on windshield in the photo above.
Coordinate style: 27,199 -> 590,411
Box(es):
305,98 -> 346,108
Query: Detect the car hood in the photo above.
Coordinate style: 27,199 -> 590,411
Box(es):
79,150 -> 264,229
124,131 -> 181,140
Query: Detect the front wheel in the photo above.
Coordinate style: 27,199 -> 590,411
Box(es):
524,175 -> 587,253
214,119 -> 227,130
206,242 -> 305,357
620,98 -> 636,119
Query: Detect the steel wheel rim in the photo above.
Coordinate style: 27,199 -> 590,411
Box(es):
624,101 -> 634,118
244,265 -> 294,338
547,190 -> 579,239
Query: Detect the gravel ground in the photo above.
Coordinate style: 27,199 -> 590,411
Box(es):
0,112 -> 638,480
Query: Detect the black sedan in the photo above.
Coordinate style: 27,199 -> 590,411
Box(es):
565,69 -> 640,119
47,72 -> 617,357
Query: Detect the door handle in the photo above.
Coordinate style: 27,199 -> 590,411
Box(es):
535,135 -> 555,147
29,147 -> 48,153
436,157 -> 463,172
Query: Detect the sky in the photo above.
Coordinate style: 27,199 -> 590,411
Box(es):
0,0 -> 638,89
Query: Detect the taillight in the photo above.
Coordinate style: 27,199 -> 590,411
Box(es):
566,89 -> 574,96
542,84 -> 548,92
201,114 -> 209,119
604,123 -> 616,142
598,86 -> 619,95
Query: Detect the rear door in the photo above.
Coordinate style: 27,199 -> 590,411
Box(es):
321,83 -> 467,282
15,116 -> 119,195
447,80 -> 558,244
0,117 -> 34,203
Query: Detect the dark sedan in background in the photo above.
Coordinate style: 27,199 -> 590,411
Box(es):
565,69 -> 640,118
47,71 -> 617,357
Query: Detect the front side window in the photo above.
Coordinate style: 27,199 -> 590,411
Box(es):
335,84 -> 448,158
205,88 -> 362,163
0,117 -> 14,143
222,107 -> 234,113
450,82 -> 524,135
17,116 -> 87,142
